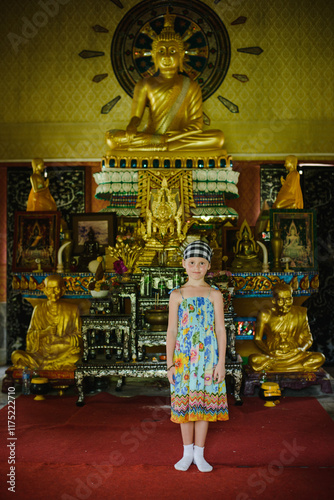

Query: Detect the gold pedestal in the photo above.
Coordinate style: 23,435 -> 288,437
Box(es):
102,149 -> 232,169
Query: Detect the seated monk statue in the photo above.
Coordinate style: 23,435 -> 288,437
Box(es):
230,220 -> 262,272
272,155 -> 303,209
248,283 -> 325,372
105,10 -> 224,152
27,158 -> 57,211
11,275 -> 82,371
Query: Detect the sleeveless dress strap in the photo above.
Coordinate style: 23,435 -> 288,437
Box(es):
207,284 -> 219,298
169,287 -> 184,298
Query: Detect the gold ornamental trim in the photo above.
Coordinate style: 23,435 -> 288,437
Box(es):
136,170 -> 195,219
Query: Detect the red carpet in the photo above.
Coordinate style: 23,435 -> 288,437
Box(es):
1,393 -> 333,500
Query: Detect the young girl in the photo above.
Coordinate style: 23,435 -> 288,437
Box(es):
166,240 -> 229,472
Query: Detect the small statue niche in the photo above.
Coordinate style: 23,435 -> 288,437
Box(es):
230,219 -> 262,272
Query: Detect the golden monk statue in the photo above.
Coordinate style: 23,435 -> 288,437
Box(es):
272,155 -> 303,209
105,10 -> 224,152
27,158 -> 57,212
230,219 -> 262,272
248,283 -> 325,372
11,275 -> 82,370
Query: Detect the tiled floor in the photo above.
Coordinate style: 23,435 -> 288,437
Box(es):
1,365 -> 333,419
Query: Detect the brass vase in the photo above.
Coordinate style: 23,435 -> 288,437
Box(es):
145,308 -> 169,332
271,225 -> 283,272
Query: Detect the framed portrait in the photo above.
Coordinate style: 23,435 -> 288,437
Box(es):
71,212 -> 117,254
12,211 -> 61,272
270,209 -> 317,271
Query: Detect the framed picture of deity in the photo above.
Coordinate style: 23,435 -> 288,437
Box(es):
12,211 -> 61,272
71,213 -> 117,254
269,209 -> 317,271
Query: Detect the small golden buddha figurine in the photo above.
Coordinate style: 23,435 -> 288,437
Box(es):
78,227 -> 101,271
27,158 -> 57,212
11,275 -> 82,371
230,220 -> 262,272
272,155 -> 303,209
248,283 -> 325,372
105,10 -> 224,152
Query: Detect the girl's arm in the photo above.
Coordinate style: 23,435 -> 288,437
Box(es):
212,289 -> 227,383
166,290 -> 180,385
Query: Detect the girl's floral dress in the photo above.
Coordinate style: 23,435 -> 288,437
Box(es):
170,286 -> 229,423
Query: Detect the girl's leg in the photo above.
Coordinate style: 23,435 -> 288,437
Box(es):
194,420 -> 209,447
193,420 -> 213,472
181,421 -> 194,445
174,422 -> 194,471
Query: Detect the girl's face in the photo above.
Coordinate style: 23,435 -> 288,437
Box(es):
182,257 -> 211,280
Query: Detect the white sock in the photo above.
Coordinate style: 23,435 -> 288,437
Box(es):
174,444 -> 194,471
193,445 -> 213,472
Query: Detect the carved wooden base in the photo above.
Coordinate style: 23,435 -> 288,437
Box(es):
74,356 -> 243,406
244,366 -> 332,395
2,367 -> 75,395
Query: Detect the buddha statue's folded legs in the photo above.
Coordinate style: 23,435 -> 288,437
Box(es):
106,129 -> 225,152
106,129 -> 167,151
249,350 -> 325,372
168,129 -> 225,151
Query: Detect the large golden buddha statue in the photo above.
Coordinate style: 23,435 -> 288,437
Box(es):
273,155 -> 303,209
248,283 -> 325,372
11,275 -> 82,371
105,10 -> 224,152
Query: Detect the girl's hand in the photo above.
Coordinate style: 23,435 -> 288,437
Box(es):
213,363 -> 225,384
167,366 -> 176,385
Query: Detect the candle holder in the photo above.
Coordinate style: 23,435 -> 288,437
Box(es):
31,377 -> 50,401
280,257 -> 292,272
259,382 -> 281,407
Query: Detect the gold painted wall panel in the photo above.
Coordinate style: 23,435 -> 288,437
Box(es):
0,0 -> 333,159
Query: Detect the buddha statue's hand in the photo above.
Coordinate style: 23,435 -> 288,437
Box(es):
69,335 -> 81,347
40,339 -> 52,356
126,124 -> 138,142
40,325 -> 57,339
275,348 -> 300,358
272,349 -> 285,356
